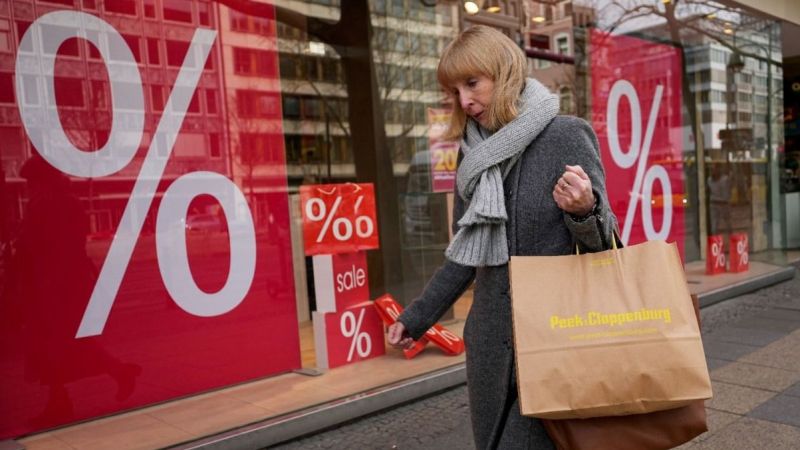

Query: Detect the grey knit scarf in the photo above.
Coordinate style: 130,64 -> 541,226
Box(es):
445,78 -> 559,267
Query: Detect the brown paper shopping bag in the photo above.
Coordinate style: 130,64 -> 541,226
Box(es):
509,240 -> 712,420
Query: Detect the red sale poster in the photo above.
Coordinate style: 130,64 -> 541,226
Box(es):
300,183 -> 379,255
0,5 -> 300,438
591,30 -> 685,259
427,108 -> 459,193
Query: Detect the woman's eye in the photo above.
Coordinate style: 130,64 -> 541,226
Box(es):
467,79 -> 477,87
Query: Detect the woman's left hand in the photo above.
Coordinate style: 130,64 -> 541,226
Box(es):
553,165 -> 595,216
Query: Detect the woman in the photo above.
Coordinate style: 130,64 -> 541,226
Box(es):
388,26 -> 618,449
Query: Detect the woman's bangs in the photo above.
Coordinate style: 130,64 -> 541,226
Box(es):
437,47 -> 488,89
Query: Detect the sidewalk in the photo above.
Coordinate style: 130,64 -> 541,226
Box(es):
679,261 -> 800,449
12,259 -> 798,450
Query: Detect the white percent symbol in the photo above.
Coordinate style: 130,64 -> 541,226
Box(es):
305,192 -> 374,243
15,12 -> 256,338
607,80 -> 672,245
711,241 -> 726,268
737,238 -> 749,265
340,308 -> 372,361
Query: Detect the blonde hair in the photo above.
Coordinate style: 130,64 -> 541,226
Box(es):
437,25 -> 527,141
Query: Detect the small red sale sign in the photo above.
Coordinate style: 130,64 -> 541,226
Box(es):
313,302 -> 385,369
300,183 -> 379,256
373,294 -> 464,357
312,252 -> 370,313
729,233 -> 749,273
706,235 -> 727,275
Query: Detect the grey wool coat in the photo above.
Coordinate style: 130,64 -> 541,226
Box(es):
398,116 -> 619,449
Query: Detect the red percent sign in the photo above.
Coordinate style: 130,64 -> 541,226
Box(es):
300,183 -> 379,255
373,294 -> 464,358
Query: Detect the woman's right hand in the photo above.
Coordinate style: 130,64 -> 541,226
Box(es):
388,322 -> 416,350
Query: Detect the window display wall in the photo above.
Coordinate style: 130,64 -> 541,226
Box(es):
0,0 -> 798,441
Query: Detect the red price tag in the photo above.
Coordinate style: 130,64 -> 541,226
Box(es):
373,294 -> 464,357
300,183 -> 379,256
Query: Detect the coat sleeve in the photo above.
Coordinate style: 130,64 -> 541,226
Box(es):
562,119 -> 620,252
397,180 -> 476,340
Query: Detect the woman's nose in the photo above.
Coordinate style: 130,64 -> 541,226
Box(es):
459,93 -> 472,110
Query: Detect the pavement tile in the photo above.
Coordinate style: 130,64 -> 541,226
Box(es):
710,361 -> 800,392
706,381 -> 776,415
733,317 -> 800,333
703,326 -> 786,347
748,394 -> 800,427
785,382 -> 800,398
701,339 -> 760,362
755,307 -> 800,323
691,409 -> 740,444
705,357 -> 730,371
693,417 -> 800,450
739,330 -> 800,371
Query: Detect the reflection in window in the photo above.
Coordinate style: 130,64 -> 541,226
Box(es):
0,73 -> 13,103
283,96 -> 301,119
105,0 -> 136,16
143,0 -> 156,18
163,0 -> 193,23
54,78 -> 84,108
166,40 -> 190,67
147,38 -> 160,65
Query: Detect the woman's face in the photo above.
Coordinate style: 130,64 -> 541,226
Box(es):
451,75 -> 495,128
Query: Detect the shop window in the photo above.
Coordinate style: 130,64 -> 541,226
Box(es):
303,97 -> 322,119
209,133 -> 221,158
234,47 -> 277,77
173,132 -> 206,157
90,80 -> 108,109
143,0 -> 156,18
0,19 -> 11,53
53,78 -> 84,108
306,57 -> 320,80
0,127 -> 24,158
321,58 -> 341,83
279,53 -> 298,78
122,34 -> 141,63
555,34 -> 570,55
16,22 -> 31,52
147,39 -> 160,65
86,40 -> 101,59
230,10 -> 272,35
83,0 -> 96,9
151,85 -> 164,111
198,3 -> 211,26
114,82 -> 140,110
283,95 -> 301,119
206,89 -> 218,115
559,86 -> 573,114
0,73 -> 13,103
187,91 -> 200,114
166,40 -> 190,67
390,0 -> 404,17
163,0 -> 193,24
19,75 -> 38,106
104,0 -> 136,16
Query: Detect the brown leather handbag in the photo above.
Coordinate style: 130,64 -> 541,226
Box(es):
541,295 -> 708,450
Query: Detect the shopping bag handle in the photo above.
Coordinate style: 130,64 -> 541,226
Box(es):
574,229 -> 621,255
